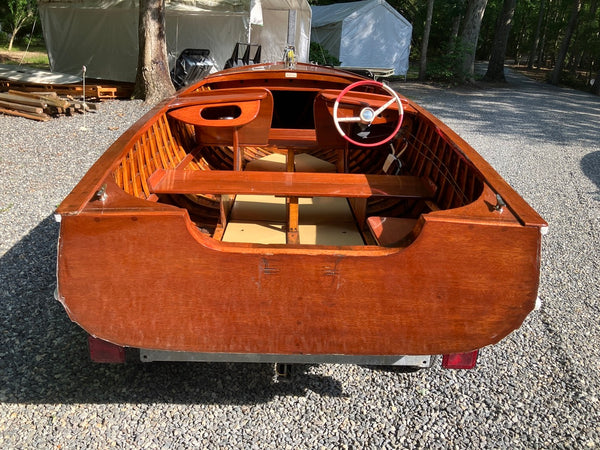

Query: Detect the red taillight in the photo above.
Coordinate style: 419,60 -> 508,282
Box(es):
88,336 -> 126,363
442,350 -> 479,369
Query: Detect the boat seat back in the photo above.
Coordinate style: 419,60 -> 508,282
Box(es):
313,91 -> 348,148
168,88 -> 274,146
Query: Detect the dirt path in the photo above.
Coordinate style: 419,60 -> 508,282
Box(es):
0,49 -> 48,66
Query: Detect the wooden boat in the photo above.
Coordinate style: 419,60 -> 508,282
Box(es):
55,62 -> 547,369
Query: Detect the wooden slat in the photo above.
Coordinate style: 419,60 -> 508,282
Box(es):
0,106 -> 50,121
141,133 -> 157,174
151,122 -> 172,168
0,99 -> 44,114
157,115 -> 178,167
121,150 -> 130,194
0,92 -> 47,107
127,148 -> 140,198
7,89 -> 71,108
164,115 -> 187,162
135,142 -> 150,198
147,169 -> 436,199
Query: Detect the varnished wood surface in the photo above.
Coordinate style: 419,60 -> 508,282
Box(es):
57,211 -> 542,355
54,62 -> 547,357
406,101 -> 547,228
148,169 -> 436,199
367,217 -> 419,246
167,88 -> 270,128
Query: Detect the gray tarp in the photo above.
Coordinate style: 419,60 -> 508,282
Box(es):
311,0 -> 411,75
38,0 -> 311,82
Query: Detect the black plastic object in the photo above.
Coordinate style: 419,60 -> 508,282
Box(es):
170,49 -> 214,89
224,43 -> 262,69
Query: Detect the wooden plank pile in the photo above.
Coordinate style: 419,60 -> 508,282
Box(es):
0,79 -> 134,99
0,90 -> 97,121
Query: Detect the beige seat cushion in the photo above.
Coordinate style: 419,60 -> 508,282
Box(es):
294,153 -> 336,173
298,223 -> 364,246
244,153 -> 287,171
222,221 -> 286,244
230,195 -> 286,222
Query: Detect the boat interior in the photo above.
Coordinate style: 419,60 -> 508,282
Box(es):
111,69 -> 485,249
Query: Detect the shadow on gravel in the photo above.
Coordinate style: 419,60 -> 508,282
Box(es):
395,74 -> 600,147
0,216 -> 345,405
581,151 -> 600,201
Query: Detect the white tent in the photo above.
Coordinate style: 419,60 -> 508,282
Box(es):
311,0 -> 411,75
38,0 -> 312,82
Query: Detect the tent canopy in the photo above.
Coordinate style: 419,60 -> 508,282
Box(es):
38,0 -> 311,82
311,0 -> 411,75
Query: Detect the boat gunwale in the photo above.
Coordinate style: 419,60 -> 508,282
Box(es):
56,63 -> 546,231
403,100 -> 547,228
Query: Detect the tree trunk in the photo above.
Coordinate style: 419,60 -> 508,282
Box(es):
6,8 -> 32,52
592,68 -> 600,95
483,0 -> 516,82
133,0 -> 175,104
550,0 -> 582,85
447,0 -> 465,52
457,0 -> 488,82
448,14 -> 462,52
419,0 -> 435,81
527,0 -> 545,69
8,30 -> 18,51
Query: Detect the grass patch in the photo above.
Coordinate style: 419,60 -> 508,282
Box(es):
0,35 -> 50,69
0,44 -> 49,69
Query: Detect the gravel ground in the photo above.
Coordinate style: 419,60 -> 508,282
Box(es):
1,70 -> 599,448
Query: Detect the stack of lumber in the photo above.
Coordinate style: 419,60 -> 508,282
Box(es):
0,79 -> 133,99
0,90 -> 97,122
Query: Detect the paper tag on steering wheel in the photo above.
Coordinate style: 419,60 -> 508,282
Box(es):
383,153 -> 399,173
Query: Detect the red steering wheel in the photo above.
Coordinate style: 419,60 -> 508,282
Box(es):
333,80 -> 404,148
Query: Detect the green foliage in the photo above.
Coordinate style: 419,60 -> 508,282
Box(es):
319,0 -> 598,92
6,0 -> 36,28
422,40 -> 473,82
309,42 -> 341,67
1,0 -> 41,51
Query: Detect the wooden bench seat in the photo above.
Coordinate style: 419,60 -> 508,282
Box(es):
147,169 -> 436,199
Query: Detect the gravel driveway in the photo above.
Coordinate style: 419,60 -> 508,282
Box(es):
1,70 -> 599,448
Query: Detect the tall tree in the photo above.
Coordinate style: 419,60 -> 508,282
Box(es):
592,67 -> 600,95
527,0 -> 546,69
457,0 -> 488,82
483,0 -> 517,82
132,0 -> 175,104
550,0 -> 582,85
5,0 -> 36,51
445,0 -> 466,53
419,0 -> 435,80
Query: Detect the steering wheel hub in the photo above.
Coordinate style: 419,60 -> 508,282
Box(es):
359,107 -> 376,123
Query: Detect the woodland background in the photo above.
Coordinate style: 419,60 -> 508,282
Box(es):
0,0 -> 599,95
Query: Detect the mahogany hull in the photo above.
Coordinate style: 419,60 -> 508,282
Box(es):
57,203 -> 541,356
55,63 -> 546,359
